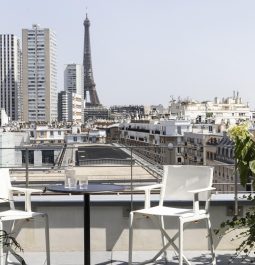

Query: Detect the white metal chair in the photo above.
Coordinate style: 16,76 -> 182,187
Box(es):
129,165 -> 216,265
0,168 -> 50,265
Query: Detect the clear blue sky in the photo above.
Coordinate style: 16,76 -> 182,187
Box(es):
2,0 -> 255,108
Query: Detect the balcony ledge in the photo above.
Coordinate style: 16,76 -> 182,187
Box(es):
1,193 -> 251,255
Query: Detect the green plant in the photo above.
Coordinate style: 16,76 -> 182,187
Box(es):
206,112 -> 213,118
0,230 -> 27,265
228,122 -> 255,188
215,123 -> 255,263
215,194 -> 255,263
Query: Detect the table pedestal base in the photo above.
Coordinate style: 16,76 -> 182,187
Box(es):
84,194 -> 90,264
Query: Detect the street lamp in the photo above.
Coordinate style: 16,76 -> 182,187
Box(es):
168,143 -> 175,164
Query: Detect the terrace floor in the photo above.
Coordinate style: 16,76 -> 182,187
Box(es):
18,250 -> 253,264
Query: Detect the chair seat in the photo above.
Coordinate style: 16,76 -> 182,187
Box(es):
0,210 -> 44,221
134,206 -> 207,218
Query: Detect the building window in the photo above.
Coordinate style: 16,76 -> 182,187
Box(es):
22,150 -> 34,164
42,150 -> 54,164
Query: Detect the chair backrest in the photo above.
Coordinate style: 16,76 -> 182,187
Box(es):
0,168 -> 12,204
159,165 -> 214,206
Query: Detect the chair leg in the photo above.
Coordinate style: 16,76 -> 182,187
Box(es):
0,221 -> 4,265
206,218 -> 216,265
5,220 -> 15,265
128,212 -> 134,265
179,218 -> 184,265
6,220 -> 26,265
160,216 -> 168,261
148,215 -> 190,265
44,214 -> 51,265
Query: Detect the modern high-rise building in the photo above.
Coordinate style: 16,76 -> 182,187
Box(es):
22,24 -> 57,123
63,63 -> 84,123
58,91 -> 83,123
0,34 -> 22,121
64,64 -> 84,97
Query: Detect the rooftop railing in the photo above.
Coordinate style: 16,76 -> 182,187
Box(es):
0,144 -> 247,185
0,143 -> 251,216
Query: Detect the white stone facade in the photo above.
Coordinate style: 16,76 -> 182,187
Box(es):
58,91 -> 83,123
119,119 -> 191,164
0,131 -> 30,167
169,93 -> 251,125
27,125 -> 67,144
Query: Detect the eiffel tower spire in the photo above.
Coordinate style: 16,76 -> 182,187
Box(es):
83,14 -> 101,106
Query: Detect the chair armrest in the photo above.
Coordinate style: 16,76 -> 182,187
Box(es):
188,187 -> 215,214
133,184 -> 163,209
10,187 -> 44,212
134,184 -> 163,192
10,187 -> 43,194
188,187 -> 216,194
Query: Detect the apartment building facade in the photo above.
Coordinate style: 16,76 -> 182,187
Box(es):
183,125 -> 223,166
0,34 -> 22,121
58,91 -> 83,123
169,92 -> 251,125
119,119 -> 191,165
62,64 -> 84,123
22,24 -> 57,123
64,64 -> 84,96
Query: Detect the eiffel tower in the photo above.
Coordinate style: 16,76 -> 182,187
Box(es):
83,14 -> 101,106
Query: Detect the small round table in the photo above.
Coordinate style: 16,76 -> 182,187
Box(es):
47,183 -> 126,265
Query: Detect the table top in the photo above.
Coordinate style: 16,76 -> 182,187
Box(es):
47,183 -> 126,194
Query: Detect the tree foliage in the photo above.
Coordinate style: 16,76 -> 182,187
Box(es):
228,123 -> 255,188
215,123 -> 255,263
215,194 -> 255,263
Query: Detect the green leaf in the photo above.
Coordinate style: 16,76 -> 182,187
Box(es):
249,160 -> 255,175
238,161 -> 249,187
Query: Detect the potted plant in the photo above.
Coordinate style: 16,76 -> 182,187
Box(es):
215,122 -> 255,262
0,230 -> 26,265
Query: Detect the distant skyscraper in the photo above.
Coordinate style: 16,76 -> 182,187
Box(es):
58,91 -> 71,122
22,24 -> 57,123
64,64 -> 84,123
83,14 -> 101,106
64,64 -> 84,97
58,91 -> 83,123
0,34 -> 21,121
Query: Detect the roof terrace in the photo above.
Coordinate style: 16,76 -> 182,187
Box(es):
0,144 -> 253,264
